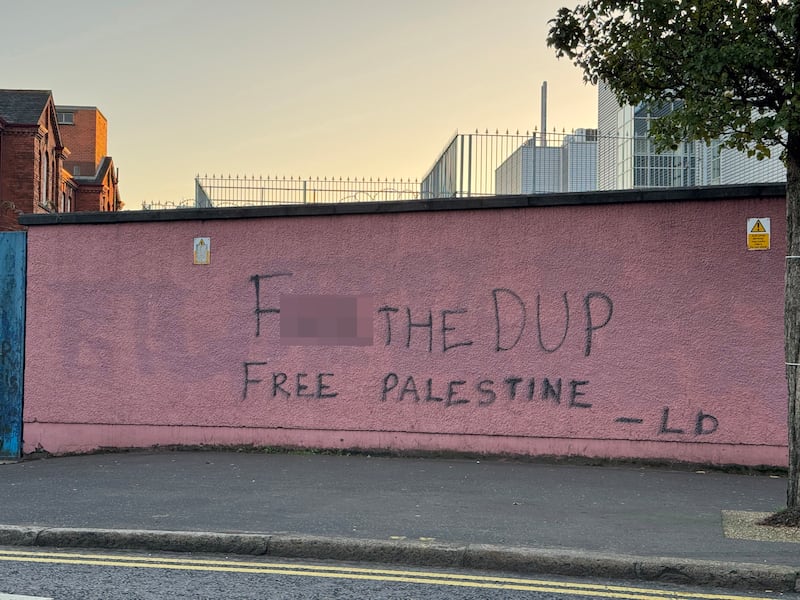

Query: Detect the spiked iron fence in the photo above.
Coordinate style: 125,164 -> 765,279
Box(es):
141,199 -> 195,211
187,130 -> 599,209
193,175 -> 423,208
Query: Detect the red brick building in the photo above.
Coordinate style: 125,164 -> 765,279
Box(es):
56,105 -> 122,213
0,90 -> 65,230
0,90 -> 121,231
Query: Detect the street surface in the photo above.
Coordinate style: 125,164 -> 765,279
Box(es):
0,547 -> 797,600
0,453 -> 795,565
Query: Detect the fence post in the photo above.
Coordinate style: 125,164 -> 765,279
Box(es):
532,132 -> 538,193
459,135 -> 465,197
467,134 -> 473,198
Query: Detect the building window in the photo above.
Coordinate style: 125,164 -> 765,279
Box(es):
710,140 -> 721,184
40,152 -> 48,207
73,166 -> 81,176
57,112 -> 74,125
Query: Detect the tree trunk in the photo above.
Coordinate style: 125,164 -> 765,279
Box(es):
785,132 -> 800,509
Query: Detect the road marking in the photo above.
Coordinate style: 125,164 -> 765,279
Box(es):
0,549 -> 776,599
0,594 -> 53,600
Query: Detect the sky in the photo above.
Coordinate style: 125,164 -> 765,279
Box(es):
1,1 -> 597,209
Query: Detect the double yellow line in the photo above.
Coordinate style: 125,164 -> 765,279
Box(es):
0,549 -> 773,599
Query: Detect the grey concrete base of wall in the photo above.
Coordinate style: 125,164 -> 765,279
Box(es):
0,525 -> 796,593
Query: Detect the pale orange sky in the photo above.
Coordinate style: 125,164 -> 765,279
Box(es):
2,1 -> 597,209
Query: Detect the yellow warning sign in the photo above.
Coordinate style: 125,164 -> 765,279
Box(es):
747,218 -> 770,250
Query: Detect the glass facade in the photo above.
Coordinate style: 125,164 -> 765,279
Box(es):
597,81 -> 785,190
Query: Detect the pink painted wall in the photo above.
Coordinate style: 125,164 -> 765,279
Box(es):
22,195 -> 789,465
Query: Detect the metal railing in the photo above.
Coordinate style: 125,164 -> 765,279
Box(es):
421,129 -> 601,198
139,129 -> 786,211
193,174 -> 422,208
141,199 -> 195,210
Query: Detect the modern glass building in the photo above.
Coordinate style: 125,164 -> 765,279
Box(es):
597,81 -> 785,190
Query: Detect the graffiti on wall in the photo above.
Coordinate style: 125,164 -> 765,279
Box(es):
243,272 -> 719,438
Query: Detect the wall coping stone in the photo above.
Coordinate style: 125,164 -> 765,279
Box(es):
18,183 -> 787,227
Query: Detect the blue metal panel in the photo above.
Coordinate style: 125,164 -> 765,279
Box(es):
0,232 -> 25,460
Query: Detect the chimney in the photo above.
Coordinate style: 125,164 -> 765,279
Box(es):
541,81 -> 548,147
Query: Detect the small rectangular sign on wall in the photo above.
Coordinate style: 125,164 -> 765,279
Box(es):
194,237 -> 211,264
746,218 -> 770,250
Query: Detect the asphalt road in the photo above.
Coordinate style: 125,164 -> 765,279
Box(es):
0,548 -> 795,600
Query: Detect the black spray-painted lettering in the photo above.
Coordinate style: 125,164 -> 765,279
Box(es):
500,377 -> 589,407
241,278 -> 726,440
584,292 -> 613,357
272,372 -> 290,398
619,408 -> 719,436
659,407 -> 685,434
446,380 -> 469,406
317,373 -> 338,398
242,361 -> 268,401
380,376 -> 440,403
568,380 -> 591,408
425,379 -> 444,403
493,290 -> 613,356
406,308 -> 433,353
441,309 -> 473,353
380,375 -> 590,409
381,373 -> 399,401
250,272 -> 292,337
378,306 -> 399,346
504,377 -> 523,400
537,293 -> 570,353
295,373 -> 314,398
376,290 -> 612,357
379,306 -> 478,354
477,380 -> 496,406
542,378 -> 561,404
399,375 -> 421,402
527,379 -> 536,400
695,412 -> 719,435
242,364 -> 338,400
493,289 -> 526,352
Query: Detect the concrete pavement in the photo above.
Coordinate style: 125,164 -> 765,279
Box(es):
0,451 -> 798,592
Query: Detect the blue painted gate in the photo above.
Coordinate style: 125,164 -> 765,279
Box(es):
0,232 -> 25,459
